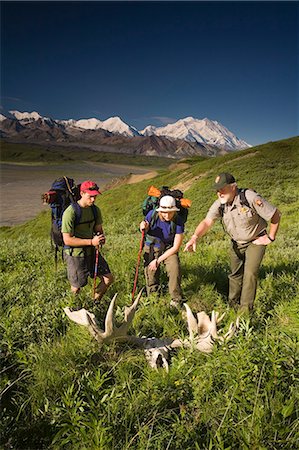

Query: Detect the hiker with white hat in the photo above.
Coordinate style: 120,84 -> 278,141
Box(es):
139,195 -> 185,309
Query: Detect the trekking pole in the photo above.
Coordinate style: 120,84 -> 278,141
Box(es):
92,231 -> 104,299
93,244 -> 100,300
132,230 -> 145,301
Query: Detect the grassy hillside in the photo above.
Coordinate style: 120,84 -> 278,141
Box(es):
1,136 -> 299,449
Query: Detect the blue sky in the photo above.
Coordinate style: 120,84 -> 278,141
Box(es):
1,1 -> 298,146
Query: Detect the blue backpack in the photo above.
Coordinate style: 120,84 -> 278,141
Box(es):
42,176 -> 97,266
42,177 -> 79,247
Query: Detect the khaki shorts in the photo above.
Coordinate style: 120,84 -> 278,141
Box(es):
64,251 -> 111,288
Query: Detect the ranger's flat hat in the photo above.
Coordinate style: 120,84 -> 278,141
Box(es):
213,173 -> 236,190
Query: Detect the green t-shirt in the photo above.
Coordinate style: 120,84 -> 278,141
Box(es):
62,203 -> 103,257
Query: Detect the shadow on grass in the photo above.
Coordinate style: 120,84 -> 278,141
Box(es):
260,261 -> 299,281
182,263 -> 229,297
183,259 -> 298,299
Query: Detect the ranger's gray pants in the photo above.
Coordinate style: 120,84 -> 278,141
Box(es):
229,240 -> 266,311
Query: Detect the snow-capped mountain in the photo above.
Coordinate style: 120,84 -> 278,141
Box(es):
7,111 -> 139,138
9,111 -> 53,124
60,117 -> 103,130
142,125 -> 157,136
10,110 -> 44,122
9,110 -> 59,128
100,117 -> 140,137
59,115 -> 140,137
0,110 -> 251,157
140,117 -> 250,150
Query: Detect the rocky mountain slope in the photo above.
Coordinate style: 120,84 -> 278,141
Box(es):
0,110 -> 250,158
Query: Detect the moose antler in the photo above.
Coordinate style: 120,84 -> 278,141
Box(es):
64,295 -> 239,370
64,291 -> 144,345
182,304 -> 239,353
64,291 -> 173,371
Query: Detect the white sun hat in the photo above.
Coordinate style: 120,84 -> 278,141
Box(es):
156,195 -> 180,212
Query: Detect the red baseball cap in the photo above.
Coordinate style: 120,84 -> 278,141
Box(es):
80,180 -> 101,195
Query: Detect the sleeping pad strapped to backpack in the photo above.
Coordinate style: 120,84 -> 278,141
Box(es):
142,185 -> 191,235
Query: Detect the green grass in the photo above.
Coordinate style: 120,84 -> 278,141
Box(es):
1,136 -> 299,449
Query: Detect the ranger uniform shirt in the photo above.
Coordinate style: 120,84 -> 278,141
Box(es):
206,189 -> 277,244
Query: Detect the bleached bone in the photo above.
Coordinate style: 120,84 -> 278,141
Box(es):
64,294 -> 239,370
183,304 -> 239,353
64,291 -> 174,370
144,338 -> 172,373
64,292 -> 143,344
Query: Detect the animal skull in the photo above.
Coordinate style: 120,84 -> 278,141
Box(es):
64,292 -> 239,370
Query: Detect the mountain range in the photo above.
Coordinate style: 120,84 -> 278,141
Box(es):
0,111 -> 251,158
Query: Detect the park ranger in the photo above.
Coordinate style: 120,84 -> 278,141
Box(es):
184,173 -> 281,312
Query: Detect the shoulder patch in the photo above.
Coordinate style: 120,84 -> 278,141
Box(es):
255,198 -> 263,207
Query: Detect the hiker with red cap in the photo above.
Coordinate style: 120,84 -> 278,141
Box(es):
184,173 -> 281,313
62,180 -> 113,300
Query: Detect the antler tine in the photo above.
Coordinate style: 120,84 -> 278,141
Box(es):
209,311 -> 219,339
124,289 -> 142,321
104,293 -> 118,337
196,312 -> 211,338
223,322 -> 235,340
184,303 -> 198,339
223,318 -> 240,341
86,311 -> 105,342
64,307 -> 105,342
135,288 -> 144,302
64,307 -> 90,327
64,307 -> 101,331
120,289 -> 143,335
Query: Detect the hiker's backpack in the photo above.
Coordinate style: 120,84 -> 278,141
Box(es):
43,177 -> 99,268
42,176 -> 94,267
142,185 -> 191,235
42,176 -> 81,247
218,188 -> 253,218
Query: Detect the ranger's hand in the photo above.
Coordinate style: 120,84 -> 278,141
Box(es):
252,235 -> 273,246
184,236 -> 197,252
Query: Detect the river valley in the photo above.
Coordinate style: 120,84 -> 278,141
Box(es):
0,161 -> 151,226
